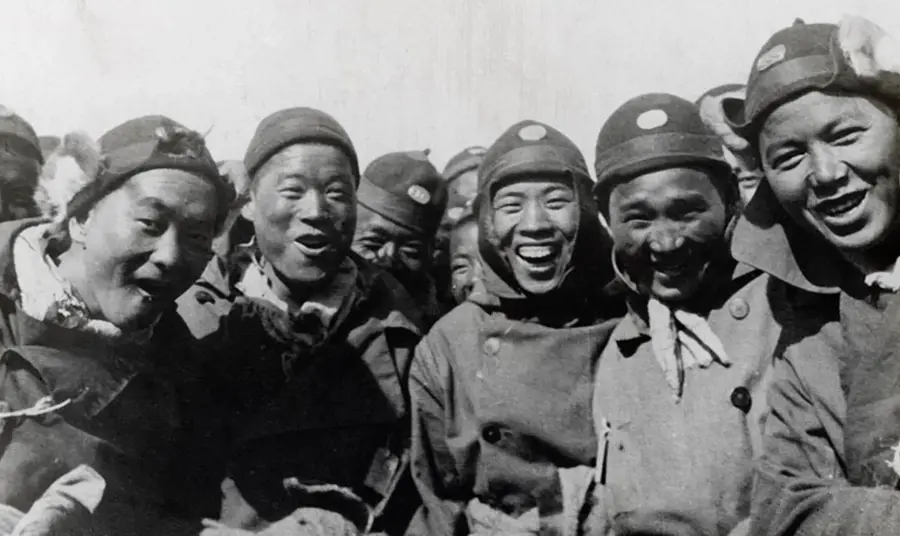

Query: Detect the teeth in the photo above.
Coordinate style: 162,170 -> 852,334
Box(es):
518,245 -> 554,260
819,193 -> 864,217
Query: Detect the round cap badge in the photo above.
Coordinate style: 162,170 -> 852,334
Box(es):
446,207 -> 464,222
756,44 -> 787,72
468,147 -> 487,156
407,185 -> 431,205
636,109 -> 668,130
518,124 -> 548,141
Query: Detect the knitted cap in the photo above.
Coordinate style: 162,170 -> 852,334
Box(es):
66,115 -> 232,228
594,93 -> 729,191
478,120 -> 591,196
442,146 -> 487,184
358,150 -> 448,235
243,107 -> 359,180
0,107 -> 43,164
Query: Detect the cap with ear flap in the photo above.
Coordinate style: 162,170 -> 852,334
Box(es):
696,84 -> 752,156
724,16 -> 900,139
442,146 -> 487,185
475,120 -> 615,302
594,93 -> 730,212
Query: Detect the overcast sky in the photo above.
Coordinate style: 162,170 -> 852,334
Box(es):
3,0 -> 899,171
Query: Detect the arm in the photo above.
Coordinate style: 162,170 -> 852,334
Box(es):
751,350 -> 900,535
405,338 -> 467,536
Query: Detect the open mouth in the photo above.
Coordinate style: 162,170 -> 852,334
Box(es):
650,250 -> 695,278
814,190 -> 867,219
294,235 -> 332,255
515,244 -> 559,267
134,279 -> 168,302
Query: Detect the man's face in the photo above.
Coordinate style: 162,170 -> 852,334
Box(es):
448,219 -> 481,303
0,157 -> 40,221
608,166 -> 729,302
759,91 -> 900,253
247,143 -> 357,288
72,169 -> 219,330
352,205 -> 432,288
490,176 -> 579,295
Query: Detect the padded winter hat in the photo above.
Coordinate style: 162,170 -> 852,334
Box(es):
0,106 -> 43,164
594,93 -> 730,208
54,116 -> 232,230
724,16 -> 900,139
358,150 -> 448,236
478,120 -> 592,197
243,107 -> 359,181
442,146 -> 487,185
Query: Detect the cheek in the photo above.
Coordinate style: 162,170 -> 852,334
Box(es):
549,207 -> 579,237
766,169 -> 809,209
492,212 -> 516,240
684,210 -> 728,244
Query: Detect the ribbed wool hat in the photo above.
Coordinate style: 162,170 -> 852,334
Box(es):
243,107 -> 359,181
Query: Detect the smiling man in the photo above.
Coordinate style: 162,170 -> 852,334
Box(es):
177,107 -> 422,535
589,93 -> 799,535
406,120 -> 621,535
352,151 -> 447,327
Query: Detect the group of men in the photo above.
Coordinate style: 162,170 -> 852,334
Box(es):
5,12 -> 900,536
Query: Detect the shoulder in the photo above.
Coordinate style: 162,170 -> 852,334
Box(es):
352,258 -> 423,338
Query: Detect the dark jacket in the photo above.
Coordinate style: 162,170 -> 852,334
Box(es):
732,181 -> 900,535
0,219 -> 220,535
176,245 -> 422,534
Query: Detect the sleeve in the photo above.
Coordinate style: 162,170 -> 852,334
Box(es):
405,338 -> 467,536
0,354 -> 59,511
751,350 -> 900,535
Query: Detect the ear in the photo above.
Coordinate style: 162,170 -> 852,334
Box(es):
67,215 -> 88,245
240,195 -> 256,223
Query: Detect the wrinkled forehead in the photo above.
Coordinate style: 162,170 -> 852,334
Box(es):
761,90 -> 892,142
355,203 -> 422,240
610,167 -> 724,208
255,143 -> 355,186
107,168 -> 219,221
489,173 -> 576,199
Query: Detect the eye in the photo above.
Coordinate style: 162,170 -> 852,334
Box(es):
326,185 -> 352,202
493,197 -> 522,214
451,259 -> 471,274
137,218 -> 166,236
401,244 -> 425,258
770,149 -> 804,171
830,126 -> 865,146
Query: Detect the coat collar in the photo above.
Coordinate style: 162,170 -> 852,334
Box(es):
613,260 -> 760,354
730,180 -> 844,295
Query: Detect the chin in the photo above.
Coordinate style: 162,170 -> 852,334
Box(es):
650,280 -> 700,303
516,278 -> 562,296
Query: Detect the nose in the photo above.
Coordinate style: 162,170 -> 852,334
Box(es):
647,222 -> 685,254
149,227 -> 183,271
518,199 -> 552,234
297,189 -> 329,221
808,144 -> 848,189
376,241 -> 398,263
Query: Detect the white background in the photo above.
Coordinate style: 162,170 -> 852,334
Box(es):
3,0 -> 898,171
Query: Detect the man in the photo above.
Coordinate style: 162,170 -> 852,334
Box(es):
0,107 -> 43,221
407,121 -> 620,535
432,146 -> 486,313
352,151 -> 447,327
591,92 -> 834,535
177,107 -> 422,535
696,84 -> 764,206
446,206 -> 481,305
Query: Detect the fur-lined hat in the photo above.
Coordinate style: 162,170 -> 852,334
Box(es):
34,116 -> 233,232
724,16 -> 900,140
